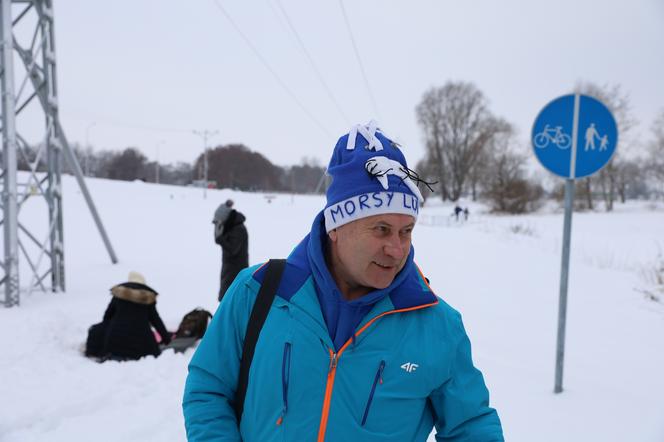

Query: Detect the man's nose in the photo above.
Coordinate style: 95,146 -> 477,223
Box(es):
383,236 -> 406,260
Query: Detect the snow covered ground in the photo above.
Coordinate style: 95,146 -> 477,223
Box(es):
1,175 -> 663,441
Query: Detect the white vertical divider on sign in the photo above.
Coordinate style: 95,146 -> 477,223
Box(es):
570,94 -> 581,179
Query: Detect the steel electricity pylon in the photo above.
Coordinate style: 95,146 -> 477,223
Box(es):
0,0 -> 117,307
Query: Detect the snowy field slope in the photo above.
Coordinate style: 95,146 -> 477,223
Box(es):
1,175 -> 663,441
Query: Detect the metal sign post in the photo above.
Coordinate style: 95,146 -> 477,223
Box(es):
531,93 -> 618,393
555,178 -> 575,393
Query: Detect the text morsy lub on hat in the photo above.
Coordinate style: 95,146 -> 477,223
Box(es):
324,121 -> 424,232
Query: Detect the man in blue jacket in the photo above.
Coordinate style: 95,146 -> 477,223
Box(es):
183,121 -> 504,441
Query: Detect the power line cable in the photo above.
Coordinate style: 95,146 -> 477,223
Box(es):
337,0 -> 381,120
273,0 -> 352,126
211,0 -> 333,138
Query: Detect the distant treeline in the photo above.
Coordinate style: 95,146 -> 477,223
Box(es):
19,143 -> 327,194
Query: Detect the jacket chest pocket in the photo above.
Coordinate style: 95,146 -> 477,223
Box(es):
276,341 -> 291,426
357,357 -> 433,432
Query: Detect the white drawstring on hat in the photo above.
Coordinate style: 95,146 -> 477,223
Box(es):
346,120 -> 384,152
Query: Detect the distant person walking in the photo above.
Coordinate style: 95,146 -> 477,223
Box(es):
464,207 -> 469,221
454,204 -> 463,221
213,199 -> 249,301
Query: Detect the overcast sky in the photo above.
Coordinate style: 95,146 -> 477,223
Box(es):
37,0 -> 664,168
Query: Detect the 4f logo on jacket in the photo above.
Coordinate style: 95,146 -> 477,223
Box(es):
400,362 -> 419,373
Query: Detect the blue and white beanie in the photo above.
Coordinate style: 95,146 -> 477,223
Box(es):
324,121 -> 424,232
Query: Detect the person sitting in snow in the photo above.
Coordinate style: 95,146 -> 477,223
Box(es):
85,271 -> 171,361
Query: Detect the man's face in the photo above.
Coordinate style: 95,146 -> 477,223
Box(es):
328,213 -> 415,300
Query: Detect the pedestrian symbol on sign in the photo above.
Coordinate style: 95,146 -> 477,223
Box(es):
584,123 -> 609,152
585,123 -> 598,150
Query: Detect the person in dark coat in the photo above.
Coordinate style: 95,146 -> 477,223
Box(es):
213,199 -> 249,302
85,271 -> 171,361
454,204 -> 463,221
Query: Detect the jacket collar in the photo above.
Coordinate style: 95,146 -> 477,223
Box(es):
254,211 -> 438,346
111,284 -> 157,305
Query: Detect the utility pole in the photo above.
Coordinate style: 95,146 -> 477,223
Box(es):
155,140 -> 164,184
192,129 -> 218,199
85,122 -> 95,176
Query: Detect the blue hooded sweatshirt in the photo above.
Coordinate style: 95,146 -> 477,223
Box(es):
305,212 -> 415,350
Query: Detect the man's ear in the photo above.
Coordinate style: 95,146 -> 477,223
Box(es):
328,229 -> 338,242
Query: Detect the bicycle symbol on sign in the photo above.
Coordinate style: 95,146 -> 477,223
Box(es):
533,124 -> 572,150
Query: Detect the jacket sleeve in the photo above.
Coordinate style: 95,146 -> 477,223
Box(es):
430,311 -> 504,441
182,266 -> 258,441
214,221 -> 224,245
149,305 -> 171,345
218,225 -> 247,257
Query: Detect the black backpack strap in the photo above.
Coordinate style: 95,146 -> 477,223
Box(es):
234,259 -> 287,422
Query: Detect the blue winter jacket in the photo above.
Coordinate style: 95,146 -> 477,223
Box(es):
183,213 -> 503,441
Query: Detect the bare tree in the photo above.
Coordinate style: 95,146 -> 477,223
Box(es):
94,150 -> 119,179
482,135 -> 543,213
201,144 -> 284,191
595,158 -> 645,207
106,148 -> 148,181
416,88 -> 450,200
471,124 -> 515,201
579,178 -> 593,210
467,147 -> 491,202
613,159 -> 641,203
596,162 -> 617,211
646,110 -> 664,193
284,157 -> 326,194
160,162 -> 194,185
416,82 -> 508,201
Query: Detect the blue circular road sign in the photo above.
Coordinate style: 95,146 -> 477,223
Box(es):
531,94 -> 618,179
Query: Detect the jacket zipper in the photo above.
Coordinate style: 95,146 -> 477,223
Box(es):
315,300 -> 438,441
316,349 -> 338,442
361,360 -> 385,426
276,342 -> 291,426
